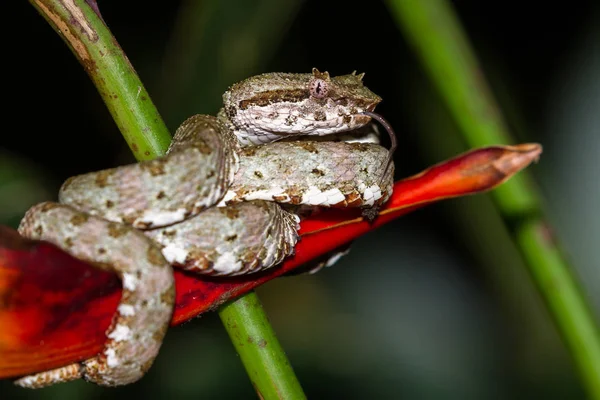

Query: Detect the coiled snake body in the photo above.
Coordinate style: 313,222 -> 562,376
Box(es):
15,69 -> 395,388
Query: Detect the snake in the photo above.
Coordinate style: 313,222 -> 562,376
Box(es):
14,68 -> 395,388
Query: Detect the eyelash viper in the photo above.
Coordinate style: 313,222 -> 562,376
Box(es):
14,68 -> 395,388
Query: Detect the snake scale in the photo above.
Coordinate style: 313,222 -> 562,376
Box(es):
14,69 -> 395,388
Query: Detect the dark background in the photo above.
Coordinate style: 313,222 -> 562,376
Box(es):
1,1 -> 599,398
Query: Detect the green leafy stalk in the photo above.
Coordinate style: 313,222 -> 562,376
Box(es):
386,0 -> 600,396
30,0 -> 303,397
220,293 -> 306,400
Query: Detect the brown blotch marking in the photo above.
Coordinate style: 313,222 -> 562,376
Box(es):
136,221 -> 153,230
285,186 -> 305,204
220,206 -> 240,219
95,170 -> 114,188
313,110 -> 326,121
351,143 -> 370,152
332,198 -> 349,207
64,237 -> 74,248
254,170 -> 264,178
35,225 -> 43,236
162,229 -> 177,238
239,88 -> 309,110
139,358 -> 155,375
105,200 -> 114,208
191,137 -> 213,155
61,176 -> 76,191
285,115 -> 297,126
144,150 -> 151,156
183,251 -> 212,272
257,339 -> 267,348
142,158 -> 168,176
272,194 -> 289,202
311,168 -> 325,176
225,105 -> 237,119
39,202 -> 59,212
107,223 -> 129,238
345,192 -> 363,207
225,234 -> 238,242
206,170 -> 215,179
123,210 -> 144,226
131,143 -> 138,152
242,147 -> 257,157
98,247 -> 106,255
152,323 -> 169,345
298,142 -> 319,154
70,213 -> 89,226
343,115 -> 352,124
161,284 -> 175,305
156,191 -> 166,200
147,246 -> 166,266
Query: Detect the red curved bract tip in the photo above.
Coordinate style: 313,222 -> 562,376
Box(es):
0,143 -> 541,379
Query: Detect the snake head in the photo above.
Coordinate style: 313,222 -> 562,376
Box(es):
223,69 -> 382,145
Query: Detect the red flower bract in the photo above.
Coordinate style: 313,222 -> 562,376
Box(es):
0,143 -> 541,379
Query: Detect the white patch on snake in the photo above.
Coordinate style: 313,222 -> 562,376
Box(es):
357,183 -> 383,206
362,184 -> 382,206
122,273 -> 138,291
118,304 -> 136,316
213,252 -> 243,274
301,186 -> 345,206
217,190 -> 237,206
105,348 -> 119,368
139,208 -> 187,227
340,132 -> 380,144
161,243 -> 189,265
108,324 -> 132,342
15,375 -> 35,386
227,186 -> 288,203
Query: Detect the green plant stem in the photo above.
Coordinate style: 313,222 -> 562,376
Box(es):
30,1 -> 303,396
220,293 -> 306,400
386,0 -> 600,396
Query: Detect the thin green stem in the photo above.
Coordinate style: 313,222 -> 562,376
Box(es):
30,0 -> 303,396
386,0 -> 600,397
220,293 -> 306,400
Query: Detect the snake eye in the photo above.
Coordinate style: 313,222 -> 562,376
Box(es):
309,78 -> 329,99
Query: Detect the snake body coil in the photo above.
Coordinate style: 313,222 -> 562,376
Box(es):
15,69 -> 395,388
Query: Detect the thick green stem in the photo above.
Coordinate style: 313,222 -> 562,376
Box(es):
30,0 -> 303,396
220,293 -> 306,400
386,0 -> 600,397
